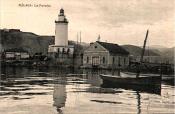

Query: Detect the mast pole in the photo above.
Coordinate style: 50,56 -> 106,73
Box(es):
140,30 -> 149,63
136,29 -> 149,78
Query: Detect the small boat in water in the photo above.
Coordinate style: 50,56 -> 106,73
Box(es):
100,73 -> 161,86
100,30 -> 162,87
121,72 -> 173,81
100,74 -> 161,94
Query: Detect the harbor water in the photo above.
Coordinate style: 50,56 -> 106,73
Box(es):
0,67 -> 174,114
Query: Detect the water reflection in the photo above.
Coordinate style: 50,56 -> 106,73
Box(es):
84,70 -> 161,114
53,72 -> 67,114
136,91 -> 141,114
53,84 -> 66,114
0,67 -> 174,114
101,82 -> 161,95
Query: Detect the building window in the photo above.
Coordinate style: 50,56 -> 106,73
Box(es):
118,57 -> 121,66
67,48 -> 70,53
87,56 -> 89,63
94,46 -> 97,48
81,54 -> 83,65
57,48 -> 60,53
113,57 -> 115,64
124,58 -> 126,65
103,57 -> 105,64
62,48 -> 65,53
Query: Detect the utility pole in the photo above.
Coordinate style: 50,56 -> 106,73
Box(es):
97,34 -> 101,41
80,31 -> 81,45
77,32 -> 79,45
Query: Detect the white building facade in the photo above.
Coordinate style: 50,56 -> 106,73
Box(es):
83,41 -> 130,69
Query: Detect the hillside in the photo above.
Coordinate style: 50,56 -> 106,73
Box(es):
149,46 -> 174,58
0,29 -> 89,56
149,45 -> 169,52
1,29 -> 173,60
161,47 -> 175,58
121,45 -> 160,56
1,29 -> 54,55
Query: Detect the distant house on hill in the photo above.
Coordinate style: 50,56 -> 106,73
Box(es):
122,45 -> 161,63
2,29 -> 20,32
135,50 -> 161,63
83,41 -> 129,69
3,48 -> 29,60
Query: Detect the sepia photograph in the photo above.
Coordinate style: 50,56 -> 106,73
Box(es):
0,0 -> 174,114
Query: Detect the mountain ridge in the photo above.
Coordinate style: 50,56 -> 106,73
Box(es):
1,29 -> 174,59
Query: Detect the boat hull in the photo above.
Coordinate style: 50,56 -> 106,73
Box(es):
100,74 -> 161,86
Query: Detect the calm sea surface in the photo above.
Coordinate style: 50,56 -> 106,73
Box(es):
0,67 -> 174,114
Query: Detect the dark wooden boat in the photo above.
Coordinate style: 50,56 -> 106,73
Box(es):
100,30 -> 162,87
122,71 -> 174,81
100,74 -> 161,95
100,74 -> 161,86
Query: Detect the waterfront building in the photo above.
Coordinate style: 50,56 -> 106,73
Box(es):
3,48 -> 29,60
83,41 -> 129,69
48,8 -> 74,65
130,54 -> 173,64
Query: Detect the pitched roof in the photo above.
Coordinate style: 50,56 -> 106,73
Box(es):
97,41 -> 129,55
5,48 -> 28,53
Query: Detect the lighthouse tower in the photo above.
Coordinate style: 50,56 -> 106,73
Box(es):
55,8 -> 68,46
48,8 -> 74,64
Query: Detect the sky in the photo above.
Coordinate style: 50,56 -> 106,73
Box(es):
1,0 -> 175,47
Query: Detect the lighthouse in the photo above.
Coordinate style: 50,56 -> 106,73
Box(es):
48,8 -> 74,65
55,8 -> 68,46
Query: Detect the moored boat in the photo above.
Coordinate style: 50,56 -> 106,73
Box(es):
100,74 -> 161,86
100,30 -> 162,87
100,74 -> 161,95
121,72 -> 174,81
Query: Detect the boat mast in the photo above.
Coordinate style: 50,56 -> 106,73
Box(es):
140,30 -> 149,63
136,29 -> 149,78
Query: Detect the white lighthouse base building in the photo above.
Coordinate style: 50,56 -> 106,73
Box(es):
48,45 -> 74,65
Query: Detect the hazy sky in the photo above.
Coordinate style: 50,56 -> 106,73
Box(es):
1,0 -> 175,47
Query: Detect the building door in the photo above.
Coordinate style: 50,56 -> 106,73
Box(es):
92,56 -> 100,66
